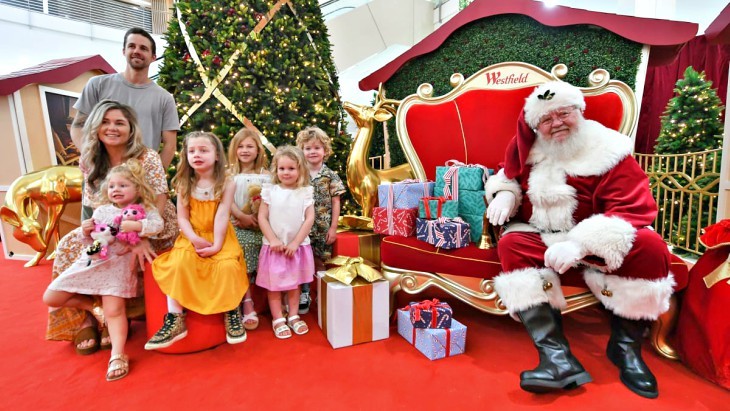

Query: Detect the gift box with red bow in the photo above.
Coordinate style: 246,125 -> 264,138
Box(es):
397,308 -> 466,360
406,299 -> 453,329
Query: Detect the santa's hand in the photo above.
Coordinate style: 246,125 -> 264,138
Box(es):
487,191 -> 516,225
544,241 -> 585,274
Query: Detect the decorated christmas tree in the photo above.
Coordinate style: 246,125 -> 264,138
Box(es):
655,66 -> 724,154
158,0 -> 354,211
654,66 -> 725,253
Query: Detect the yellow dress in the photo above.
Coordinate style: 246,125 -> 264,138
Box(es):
152,198 -> 248,314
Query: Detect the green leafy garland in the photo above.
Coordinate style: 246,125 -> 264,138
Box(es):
370,14 -> 642,164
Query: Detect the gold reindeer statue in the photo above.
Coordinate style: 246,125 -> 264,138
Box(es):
343,85 -> 414,218
0,166 -> 83,267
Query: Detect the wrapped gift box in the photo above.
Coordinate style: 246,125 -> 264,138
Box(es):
397,309 -> 466,360
373,207 -> 417,237
452,190 -> 486,216
460,213 -> 483,244
435,164 -> 489,192
418,197 -> 458,220
377,181 -> 434,210
416,217 -> 471,250
317,272 -> 390,349
333,230 -> 381,265
406,299 -> 453,329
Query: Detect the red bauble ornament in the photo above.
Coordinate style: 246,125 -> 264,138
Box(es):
212,56 -> 222,66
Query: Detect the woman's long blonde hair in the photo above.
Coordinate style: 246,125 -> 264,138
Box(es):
270,146 -> 310,188
97,159 -> 157,210
81,100 -> 146,191
172,131 -> 228,205
227,128 -> 269,174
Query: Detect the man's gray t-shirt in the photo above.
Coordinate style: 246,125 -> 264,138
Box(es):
74,73 -> 179,150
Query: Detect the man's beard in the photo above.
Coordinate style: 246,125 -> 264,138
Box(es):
534,120 -> 588,162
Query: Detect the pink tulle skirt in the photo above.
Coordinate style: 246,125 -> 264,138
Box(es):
256,244 -> 315,291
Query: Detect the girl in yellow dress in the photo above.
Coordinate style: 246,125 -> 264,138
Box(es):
145,131 -> 249,350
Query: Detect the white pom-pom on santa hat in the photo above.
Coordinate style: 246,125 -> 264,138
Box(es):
523,81 -> 586,129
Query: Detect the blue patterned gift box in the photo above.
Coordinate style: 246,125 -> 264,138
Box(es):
416,217 -> 471,250
407,299 -> 453,329
377,181 -> 434,210
397,309 -> 466,360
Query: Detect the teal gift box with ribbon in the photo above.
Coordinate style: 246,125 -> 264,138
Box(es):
418,196 -> 459,219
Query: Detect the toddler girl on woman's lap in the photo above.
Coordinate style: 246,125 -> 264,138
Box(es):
43,160 -> 163,381
228,128 -> 271,330
145,131 -> 248,350
257,145 -> 315,339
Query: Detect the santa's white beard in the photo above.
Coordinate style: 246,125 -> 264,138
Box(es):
534,119 -> 589,162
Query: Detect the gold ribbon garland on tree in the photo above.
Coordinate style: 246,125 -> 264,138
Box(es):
174,0 -> 345,151
174,0 -> 293,154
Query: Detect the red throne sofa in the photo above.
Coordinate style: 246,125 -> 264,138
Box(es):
351,62 -> 688,359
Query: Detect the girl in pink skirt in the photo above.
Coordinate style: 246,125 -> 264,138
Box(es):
257,146 -> 315,339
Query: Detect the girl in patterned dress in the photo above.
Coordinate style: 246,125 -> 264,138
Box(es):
295,127 -> 346,313
145,131 -> 248,350
257,146 -> 315,339
228,128 -> 271,330
44,160 -> 163,381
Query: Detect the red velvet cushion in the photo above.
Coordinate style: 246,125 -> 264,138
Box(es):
403,87 -> 626,181
381,236 -> 688,291
381,236 -> 502,279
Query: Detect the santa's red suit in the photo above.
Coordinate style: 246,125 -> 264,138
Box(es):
486,80 -> 669,398
486,94 -> 675,322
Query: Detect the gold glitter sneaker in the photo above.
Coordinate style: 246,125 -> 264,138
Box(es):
144,312 -> 187,350
224,307 -> 247,344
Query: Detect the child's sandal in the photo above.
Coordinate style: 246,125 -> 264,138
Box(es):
106,353 -> 129,382
287,315 -> 309,335
272,318 -> 291,339
242,298 -> 259,330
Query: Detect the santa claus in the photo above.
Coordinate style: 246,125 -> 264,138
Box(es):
486,81 -> 674,399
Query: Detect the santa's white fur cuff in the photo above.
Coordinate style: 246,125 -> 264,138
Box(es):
583,269 -> 676,320
494,267 -> 566,318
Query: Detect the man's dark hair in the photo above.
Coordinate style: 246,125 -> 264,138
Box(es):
123,27 -> 156,55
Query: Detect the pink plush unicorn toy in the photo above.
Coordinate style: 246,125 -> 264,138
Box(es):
114,204 -> 146,245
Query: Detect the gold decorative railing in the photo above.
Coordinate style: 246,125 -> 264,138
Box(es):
634,149 -> 721,255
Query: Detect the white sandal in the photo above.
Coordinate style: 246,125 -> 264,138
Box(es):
272,318 -> 291,339
287,315 -> 309,335
242,298 -> 259,330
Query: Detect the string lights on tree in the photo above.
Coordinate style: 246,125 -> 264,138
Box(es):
654,66 -> 725,253
157,0 -> 354,212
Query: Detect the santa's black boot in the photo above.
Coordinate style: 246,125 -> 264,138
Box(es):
516,303 -> 592,393
606,315 -> 658,399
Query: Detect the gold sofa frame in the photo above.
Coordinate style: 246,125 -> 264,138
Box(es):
347,62 -> 679,359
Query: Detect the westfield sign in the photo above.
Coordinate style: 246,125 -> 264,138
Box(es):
484,71 -> 530,85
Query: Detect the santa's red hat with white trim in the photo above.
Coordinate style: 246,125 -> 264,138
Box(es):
503,81 -> 586,179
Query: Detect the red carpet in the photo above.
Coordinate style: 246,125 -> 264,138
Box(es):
1,253 -> 727,410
